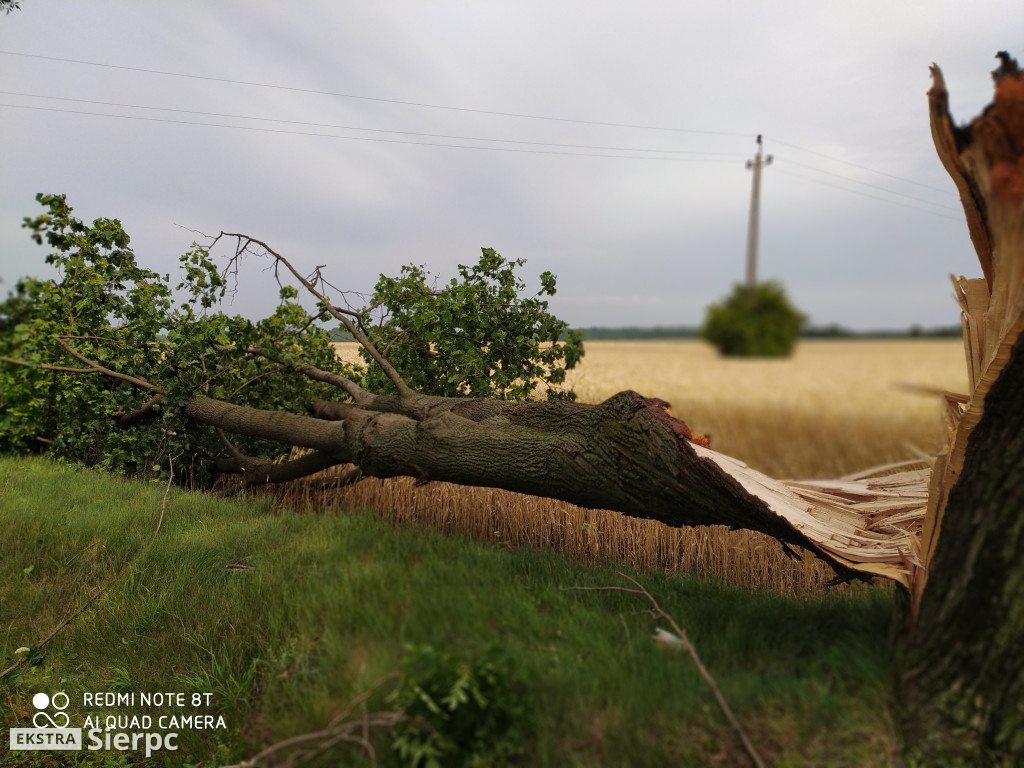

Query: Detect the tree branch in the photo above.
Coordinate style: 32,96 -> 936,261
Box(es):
1,346 -> 163,394
183,392 -> 894,582
224,672 -> 401,768
566,573 -> 766,768
215,448 -> 345,491
247,345 -> 375,405
115,394 -> 164,428
216,232 -> 414,397
52,337 -> 164,393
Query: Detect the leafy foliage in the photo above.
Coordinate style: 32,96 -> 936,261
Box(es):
388,643 -> 530,767
359,248 -> 583,400
1,194 -> 176,467
0,195 -> 352,480
701,281 -> 806,357
0,195 -> 583,482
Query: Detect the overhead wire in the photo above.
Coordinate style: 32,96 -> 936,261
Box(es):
772,168 -> 963,221
765,135 -> 956,196
776,158 -> 960,213
0,49 -> 965,219
0,103 -> 745,162
0,90 -> 746,158
0,50 -> 750,137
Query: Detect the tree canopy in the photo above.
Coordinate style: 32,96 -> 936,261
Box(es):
0,193 -> 582,483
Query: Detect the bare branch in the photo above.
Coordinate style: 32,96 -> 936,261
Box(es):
1,347 -> 164,394
155,453 -> 180,537
567,573 -> 767,768
226,370 -> 277,402
223,673 -> 401,768
247,345 -> 375,405
217,428 -> 246,464
0,565 -> 129,683
215,448 -> 345,492
1,355 -> 104,376
1,453 -> 175,683
217,232 -> 414,397
304,465 -> 363,492
53,337 -> 164,393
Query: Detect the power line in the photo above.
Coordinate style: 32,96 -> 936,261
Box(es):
0,102 -> 745,162
1,50 -> 963,219
1,93 -> 955,209
0,90 -> 746,158
778,158 -> 960,213
0,102 -> 966,221
1,50 -> 957,199
0,49 -> 750,138
766,135 -> 956,196
773,168 -> 963,221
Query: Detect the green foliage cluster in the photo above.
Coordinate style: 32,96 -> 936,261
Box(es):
0,195 -> 342,481
388,643 -> 529,767
701,281 -> 806,357
0,194 -> 582,482
361,248 -> 582,400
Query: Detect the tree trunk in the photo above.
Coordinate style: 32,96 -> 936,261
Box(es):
896,326 -> 1024,763
893,54 -> 1024,764
184,391 -> 869,578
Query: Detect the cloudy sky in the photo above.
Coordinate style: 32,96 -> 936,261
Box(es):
0,2 -> 1018,330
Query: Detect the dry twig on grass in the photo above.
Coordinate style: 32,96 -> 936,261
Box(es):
565,572 -> 767,768
224,672 -> 402,768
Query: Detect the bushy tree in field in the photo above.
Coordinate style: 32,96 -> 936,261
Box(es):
701,281 -> 806,357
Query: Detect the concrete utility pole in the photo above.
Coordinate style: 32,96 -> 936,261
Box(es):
744,134 -> 773,290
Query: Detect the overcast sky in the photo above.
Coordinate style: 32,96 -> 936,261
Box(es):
0,2 -> 1018,330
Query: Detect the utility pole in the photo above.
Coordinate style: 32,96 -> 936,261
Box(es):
744,135 -> 773,290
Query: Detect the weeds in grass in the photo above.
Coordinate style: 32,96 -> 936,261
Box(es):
179,634 -> 259,713
388,643 -> 529,768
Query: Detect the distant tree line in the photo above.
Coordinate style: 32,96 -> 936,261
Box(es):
571,324 -> 961,341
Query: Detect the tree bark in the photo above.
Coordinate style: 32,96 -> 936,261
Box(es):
893,53 -> 1024,764
184,390 -> 863,577
896,324 -> 1024,764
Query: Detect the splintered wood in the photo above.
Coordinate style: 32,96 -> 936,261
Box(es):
694,446 -> 928,587
915,56 -> 1024,605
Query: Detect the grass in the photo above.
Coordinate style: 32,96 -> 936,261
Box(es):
320,339 -> 966,592
0,456 -> 901,767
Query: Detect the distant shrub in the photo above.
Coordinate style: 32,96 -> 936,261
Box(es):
702,281 -> 806,357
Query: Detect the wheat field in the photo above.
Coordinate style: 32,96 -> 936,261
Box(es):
284,339 -> 967,592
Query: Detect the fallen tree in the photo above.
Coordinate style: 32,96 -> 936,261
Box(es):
2,52 -> 1023,764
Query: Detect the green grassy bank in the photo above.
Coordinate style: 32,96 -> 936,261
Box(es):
0,457 -> 900,766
